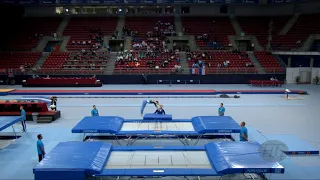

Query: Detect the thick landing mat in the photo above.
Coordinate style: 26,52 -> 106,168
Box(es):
9,89 -> 306,95
0,89 -> 15,96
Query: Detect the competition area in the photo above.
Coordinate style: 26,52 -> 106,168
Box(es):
71,115 -> 240,145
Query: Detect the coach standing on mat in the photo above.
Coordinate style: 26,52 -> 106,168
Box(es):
37,134 -> 45,162
240,122 -> 248,141
20,106 -> 27,132
91,105 -> 99,116
218,103 -> 225,116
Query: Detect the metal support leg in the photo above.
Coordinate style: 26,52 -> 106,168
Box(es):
113,135 -> 122,146
11,125 -> 17,139
82,133 -> 86,141
194,135 -> 203,145
183,135 -> 190,145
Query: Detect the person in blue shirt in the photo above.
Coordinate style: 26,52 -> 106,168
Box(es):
141,100 -> 159,116
154,105 -> 165,114
20,106 -> 27,132
37,134 -> 45,162
218,103 -> 225,116
240,122 -> 248,141
91,105 -> 99,116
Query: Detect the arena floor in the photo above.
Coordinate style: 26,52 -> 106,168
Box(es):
0,84 -> 319,180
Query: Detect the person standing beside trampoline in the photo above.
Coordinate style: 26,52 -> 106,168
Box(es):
141,100 -> 160,116
20,106 -> 27,132
37,134 -> 45,162
91,105 -> 99,116
240,122 -> 248,141
218,103 -> 225,116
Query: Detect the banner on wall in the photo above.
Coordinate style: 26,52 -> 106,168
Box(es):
191,67 -> 206,75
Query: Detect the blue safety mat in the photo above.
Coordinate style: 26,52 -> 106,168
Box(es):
33,142 -> 112,180
33,142 -> 284,180
205,142 -> 285,174
265,134 -> 319,155
0,116 -> 22,132
192,116 -> 241,133
143,113 -> 172,120
72,116 -> 124,133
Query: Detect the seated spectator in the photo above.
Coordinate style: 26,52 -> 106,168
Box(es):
270,77 -> 275,81
223,61 -> 228,67
72,41 -> 75,45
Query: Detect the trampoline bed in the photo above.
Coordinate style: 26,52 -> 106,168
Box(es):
33,141 -> 285,180
71,115 -> 241,145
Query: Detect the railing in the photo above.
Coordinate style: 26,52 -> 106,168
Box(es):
29,67 -> 286,75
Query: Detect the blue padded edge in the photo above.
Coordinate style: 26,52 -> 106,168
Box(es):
124,119 -> 191,122
34,142 -> 112,177
192,116 -> 241,133
143,113 -> 172,120
0,116 -> 22,131
111,145 -> 205,151
116,130 -> 198,135
72,116 -> 124,133
97,168 -> 218,176
205,142 -> 285,174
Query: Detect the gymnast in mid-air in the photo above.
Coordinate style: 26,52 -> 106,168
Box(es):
140,100 -> 160,116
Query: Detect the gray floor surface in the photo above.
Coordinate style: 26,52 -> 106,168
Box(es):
0,84 -> 319,180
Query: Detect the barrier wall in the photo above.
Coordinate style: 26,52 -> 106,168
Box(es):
0,74 -> 285,85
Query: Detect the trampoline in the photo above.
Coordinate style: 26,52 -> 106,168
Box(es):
33,141 -> 285,180
71,114 -> 241,145
0,116 -> 22,138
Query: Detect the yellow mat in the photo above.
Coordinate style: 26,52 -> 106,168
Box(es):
0,89 -> 15,93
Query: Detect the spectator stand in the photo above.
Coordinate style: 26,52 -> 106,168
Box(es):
187,51 -> 257,74
182,17 -> 234,50
114,50 -> 181,74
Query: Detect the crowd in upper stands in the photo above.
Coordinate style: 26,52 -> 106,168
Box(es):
4,13 -> 320,78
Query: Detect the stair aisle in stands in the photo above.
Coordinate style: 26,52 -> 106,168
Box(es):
105,52 -> 117,75
179,52 -> 189,74
247,51 -> 266,74
116,16 -> 125,38
229,16 -> 243,35
32,52 -> 51,70
57,16 -> 70,37
279,14 -> 299,35
174,14 -> 183,36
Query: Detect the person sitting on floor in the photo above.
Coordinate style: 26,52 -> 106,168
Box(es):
154,105 -> 165,114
